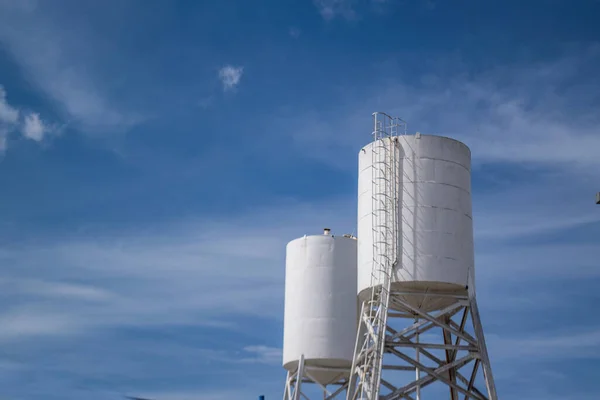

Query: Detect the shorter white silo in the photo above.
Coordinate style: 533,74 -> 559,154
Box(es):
282,230 -> 357,385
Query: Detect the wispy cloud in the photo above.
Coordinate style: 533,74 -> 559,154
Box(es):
0,86 -> 20,124
0,308 -> 82,341
240,345 -> 283,365
0,278 -> 113,301
276,45 -> 600,170
0,85 -> 20,151
476,243 -> 600,282
476,213 -> 600,241
488,328 -> 600,360
472,171 -> 600,241
0,197 -> 354,342
314,0 -> 395,20
0,188 -> 597,397
218,65 -> 244,91
0,183 -> 597,382
198,95 -> 215,109
289,26 -> 301,38
314,0 -> 358,20
0,7 -> 597,397
0,1 -> 143,133
132,389 -> 261,400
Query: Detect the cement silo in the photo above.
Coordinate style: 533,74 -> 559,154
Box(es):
283,229 -> 357,399
347,112 -> 497,400
357,133 -> 474,312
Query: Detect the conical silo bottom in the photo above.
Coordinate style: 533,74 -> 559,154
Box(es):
359,282 -> 468,313
283,359 -> 350,386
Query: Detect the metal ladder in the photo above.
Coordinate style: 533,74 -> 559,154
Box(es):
348,113 -> 401,400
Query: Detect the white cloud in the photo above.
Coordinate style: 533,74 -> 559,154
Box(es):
218,65 -> 244,91
314,0 -> 358,20
0,85 -> 19,124
21,112 -> 47,141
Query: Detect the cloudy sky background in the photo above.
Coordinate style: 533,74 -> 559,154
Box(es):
0,0 -> 599,399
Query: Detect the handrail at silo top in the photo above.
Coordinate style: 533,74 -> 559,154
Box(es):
371,111 -> 408,126
372,111 -> 408,124
372,111 -> 394,119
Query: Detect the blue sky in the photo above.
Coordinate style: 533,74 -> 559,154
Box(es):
0,0 -> 599,399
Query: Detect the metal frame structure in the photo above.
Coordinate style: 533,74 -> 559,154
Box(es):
347,112 -> 497,400
368,288 -> 497,400
283,355 -> 350,400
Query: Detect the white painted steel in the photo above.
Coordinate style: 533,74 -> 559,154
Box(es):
357,134 -> 473,311
283,233 -> 358,384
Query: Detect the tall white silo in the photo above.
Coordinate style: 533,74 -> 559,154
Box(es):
283,229 -> 357,400
347,113 -> 497,400
357,133 -> 474,311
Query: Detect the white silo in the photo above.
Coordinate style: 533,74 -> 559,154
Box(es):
357,133 -> 474,312
347,112 -> 497,400
283,229 -> 357,399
